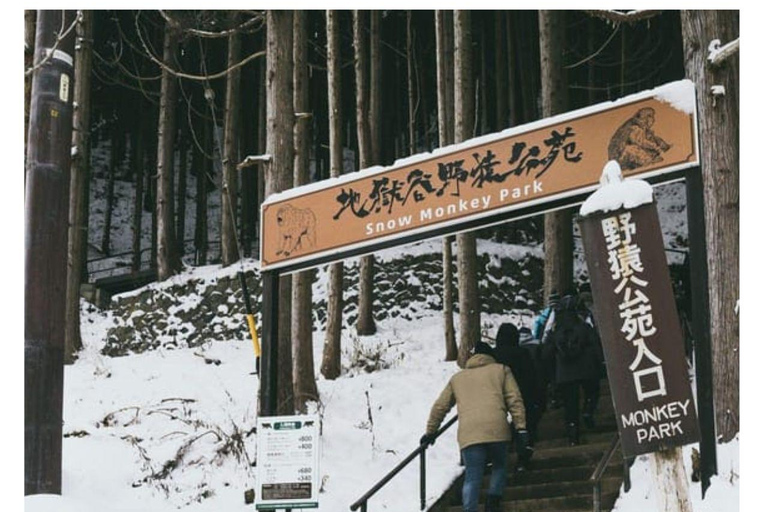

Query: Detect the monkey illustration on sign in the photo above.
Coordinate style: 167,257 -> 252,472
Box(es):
608,108 -> 672,170
275,204 -> 317,257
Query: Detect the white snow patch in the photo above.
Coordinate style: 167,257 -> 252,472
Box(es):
579,161 -> 654,216
711,85 -> 726,96
613,436 -> 739,512
653,79 -> 696,114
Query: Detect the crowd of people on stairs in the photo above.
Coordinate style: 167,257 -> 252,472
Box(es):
423,284 -> 605,512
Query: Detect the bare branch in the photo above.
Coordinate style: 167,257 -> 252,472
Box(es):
134,11 -> 265,82
565,23 -> 620,69
583,10 -> 662,24
24,10 -> 79,77
158,10 -> 264,38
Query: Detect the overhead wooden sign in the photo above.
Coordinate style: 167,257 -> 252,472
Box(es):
580,201 -> 700,457
260,80 -> 698,271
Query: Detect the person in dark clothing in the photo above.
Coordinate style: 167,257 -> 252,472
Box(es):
494,323 -> 542,471
542,295 -> 603,445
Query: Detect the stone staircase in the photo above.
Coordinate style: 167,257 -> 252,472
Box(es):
433,381 -> 625,512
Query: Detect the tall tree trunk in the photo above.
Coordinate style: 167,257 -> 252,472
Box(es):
539,10 -> 573,299
436,10 -> 457,362
255,32 -> 267,258
681,9 -> 739,442
407,11 -> 417,152
494,14 -> 508,131
454,10 -> 480,368
506,12 -> 516,126
221,13 -> 241,267
292,11 -> 319,413
369,11 -> 382,166
132,106 -> 145,272
194,100 -> 210,266
266,10 -> 295,415
65,9 -> 93,364
321,10 -> 344,380
176,109 -> 188,257
156,22 -> 180,280
102,128 -> 117,255
355,10 -> 377,336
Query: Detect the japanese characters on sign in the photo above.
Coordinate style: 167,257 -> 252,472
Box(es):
255,415 -> 320,510
580,202 -> 699,458
262,81 -> 698,271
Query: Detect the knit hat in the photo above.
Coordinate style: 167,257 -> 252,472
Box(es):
495,323 -> 520,348
473,340 -> 495,356
547,292 -> 560,307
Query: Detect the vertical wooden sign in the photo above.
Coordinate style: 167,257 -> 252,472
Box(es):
580,201 -> 699,458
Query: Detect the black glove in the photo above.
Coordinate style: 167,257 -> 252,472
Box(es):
420,433 -> 436,446
515,429 -> 531,459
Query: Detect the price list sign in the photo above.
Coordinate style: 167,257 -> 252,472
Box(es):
255,414 -> 319,510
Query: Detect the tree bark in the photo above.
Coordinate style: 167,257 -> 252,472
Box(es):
354,10 -> 377,336
321,10 -> 344,380
292,10 -> 319,413
176,108 -> 188,257
681,9 -> 739,442
266,10 -> 295,415
102,127 -> 118,255
539,10 -> 574,299
221,12 -> 241,267
65,9 -> 93,364
651,448 -> 694,512
132,107 -> 145,272
494,14 -> 508,131
156,22 -> 180,280
369,11 -> 382,165
194,96 -> 210,266
454,10 -> 480,368
436,10 -> 457,362
407,11 -> 417,152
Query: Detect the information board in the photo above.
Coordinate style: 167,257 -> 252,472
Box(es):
255,414 -> 320,510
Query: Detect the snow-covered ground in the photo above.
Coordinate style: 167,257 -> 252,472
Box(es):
16,129 -> 742,512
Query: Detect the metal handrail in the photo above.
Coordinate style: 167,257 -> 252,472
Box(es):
350,415 -> 458,512
589,433 -> 632,512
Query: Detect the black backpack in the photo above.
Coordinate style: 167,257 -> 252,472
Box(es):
553,313 -> 584,360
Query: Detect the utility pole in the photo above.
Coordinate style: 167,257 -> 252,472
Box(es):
25,9 -> 77,495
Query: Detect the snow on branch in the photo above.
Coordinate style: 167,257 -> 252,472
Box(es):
583,10 -> 662,24
708,38 -> 740,67
237,155 -> 272,170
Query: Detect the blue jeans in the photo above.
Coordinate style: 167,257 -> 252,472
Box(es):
460,442 -> 508,512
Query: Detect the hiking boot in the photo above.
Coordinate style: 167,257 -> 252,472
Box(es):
486,494 -> 503,512
567,422 -> 580,446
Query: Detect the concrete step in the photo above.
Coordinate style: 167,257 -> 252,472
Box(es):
502,476 -> 624,501
507,461 -> 623,486
446,491 -> 618,512
535,420 -> 617,442
534,430 -> 617,450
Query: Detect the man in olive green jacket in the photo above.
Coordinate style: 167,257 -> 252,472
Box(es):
422,341 -> 527,512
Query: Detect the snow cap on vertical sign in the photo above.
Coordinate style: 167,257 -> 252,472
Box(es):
579,161 -> 654,217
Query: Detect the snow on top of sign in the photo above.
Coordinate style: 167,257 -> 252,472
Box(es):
263,80 -> 694,206
653,79 -> 696,114
579,161 -> 654,216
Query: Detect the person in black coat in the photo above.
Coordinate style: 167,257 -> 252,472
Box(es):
542,295 -> 604,445
494,323 -> 542,470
